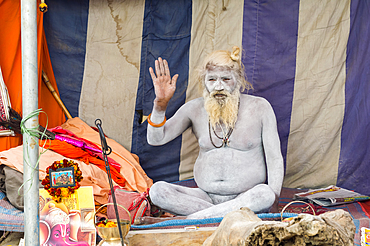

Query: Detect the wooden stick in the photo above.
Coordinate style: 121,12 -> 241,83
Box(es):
42,70 -> 72,119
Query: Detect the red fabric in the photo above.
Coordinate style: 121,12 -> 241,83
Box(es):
48,126 -> 122,171
107,186 -> 150,224
0,0 -> 65,151
39,139 -> 126,187
359,201 -> 370,218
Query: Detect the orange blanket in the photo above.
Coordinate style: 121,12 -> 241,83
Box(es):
38,139 -> 126,187
0,117 -> 153,204
60,118 -> 153,192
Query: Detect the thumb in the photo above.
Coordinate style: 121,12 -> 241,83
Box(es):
172,74 -> 179,87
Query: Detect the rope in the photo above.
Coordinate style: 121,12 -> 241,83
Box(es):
19,109 -> 50,195
130,213 -> 298,229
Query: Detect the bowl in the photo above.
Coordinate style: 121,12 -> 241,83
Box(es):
96,219 -> 130,241
95,203 -> 132,242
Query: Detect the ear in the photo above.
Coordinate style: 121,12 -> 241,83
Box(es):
40,220 -> 50,245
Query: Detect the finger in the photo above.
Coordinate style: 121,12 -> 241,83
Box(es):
149,67 -> 157,82
164,59 -> 171,78
155,59 -> 161,77
171,74 -> 179,87
158,57 -> 165,76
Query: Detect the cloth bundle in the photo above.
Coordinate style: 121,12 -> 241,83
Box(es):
203,208 -> 355,246
0,117 -> 153,205
107,186 -> 150,224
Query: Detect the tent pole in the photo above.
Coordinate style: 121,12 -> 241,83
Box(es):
21,0 -> 39,245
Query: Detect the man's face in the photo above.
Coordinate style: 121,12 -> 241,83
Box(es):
203,66 -> 240,128
204,66 -> 238,100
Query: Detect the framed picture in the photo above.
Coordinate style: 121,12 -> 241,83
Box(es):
49,167 -> 76,188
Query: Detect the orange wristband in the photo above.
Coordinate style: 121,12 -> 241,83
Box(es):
147,113 -> 166,127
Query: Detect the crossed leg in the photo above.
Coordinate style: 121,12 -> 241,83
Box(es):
149,181 -> 214,215
149,181 -> 276,219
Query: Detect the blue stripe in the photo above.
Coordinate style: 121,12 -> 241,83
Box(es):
43,0 -> 89,118
132,0 -> 192,182
0,207 -> 24,216
338,0 -> 370,195
131,213 -> 298,229
242,0 -> 300,166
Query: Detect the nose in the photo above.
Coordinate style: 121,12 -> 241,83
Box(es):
214,79 -> 224,91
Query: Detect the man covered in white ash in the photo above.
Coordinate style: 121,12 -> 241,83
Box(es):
147,46 -> 284,219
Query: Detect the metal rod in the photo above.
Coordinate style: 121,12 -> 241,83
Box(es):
21,0 -> 39,245
95,119 -> 125,246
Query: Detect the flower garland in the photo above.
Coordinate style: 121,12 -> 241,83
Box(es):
42,159 -> 83,203
97,219 -> 117,228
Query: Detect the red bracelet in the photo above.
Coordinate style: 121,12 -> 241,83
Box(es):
147,113 -> 166,127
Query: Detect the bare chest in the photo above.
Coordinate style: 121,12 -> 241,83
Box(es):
193,111 -> 263,151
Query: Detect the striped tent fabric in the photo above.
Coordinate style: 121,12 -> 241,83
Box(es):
2,0 -> 369,195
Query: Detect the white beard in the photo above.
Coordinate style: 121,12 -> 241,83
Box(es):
203,88 -> 240,129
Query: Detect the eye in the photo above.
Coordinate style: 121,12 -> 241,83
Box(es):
222,77 -> 231,81
208,78 -> 216,82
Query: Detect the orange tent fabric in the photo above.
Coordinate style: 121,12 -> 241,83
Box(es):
0,0 -> 66,151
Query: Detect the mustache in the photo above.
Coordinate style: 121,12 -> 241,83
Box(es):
209,90 -> 231,98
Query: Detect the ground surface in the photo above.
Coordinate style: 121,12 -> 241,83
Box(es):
0,232 -> 23,246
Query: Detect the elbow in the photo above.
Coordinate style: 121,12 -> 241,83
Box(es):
147,138 -> 160,146
147,131 -> 164,146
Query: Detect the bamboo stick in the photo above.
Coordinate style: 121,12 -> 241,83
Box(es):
42,70 -> 72,119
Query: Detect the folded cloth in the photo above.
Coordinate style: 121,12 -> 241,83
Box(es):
0,145 -> 111,204
0,117 -> 153,205
48,126 -> 122,171
60,117 -> 153,193
0,165 -> 42,210
39,138 -> 126,187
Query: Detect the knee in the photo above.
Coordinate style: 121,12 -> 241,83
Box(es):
149,181 -> 169,206
249,184 -> 276,212
254,184 -> 276,201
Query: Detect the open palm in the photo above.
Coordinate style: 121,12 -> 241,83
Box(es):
149,57 -> 179,110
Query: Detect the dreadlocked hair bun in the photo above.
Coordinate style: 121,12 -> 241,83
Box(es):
230,46 -> 240,62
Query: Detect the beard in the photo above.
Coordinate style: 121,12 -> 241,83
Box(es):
203,88 -> 240,129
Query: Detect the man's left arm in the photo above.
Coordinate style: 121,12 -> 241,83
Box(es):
261,99 -> 285,197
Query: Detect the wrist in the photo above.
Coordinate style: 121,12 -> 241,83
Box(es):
148,113 -> 166,127
154,98 -> 168,111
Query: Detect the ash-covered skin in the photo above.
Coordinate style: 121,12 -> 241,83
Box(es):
147,51 -> 284,219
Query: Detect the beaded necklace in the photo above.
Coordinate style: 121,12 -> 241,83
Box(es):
208,100 -> 240,148
208,121 -> 233,148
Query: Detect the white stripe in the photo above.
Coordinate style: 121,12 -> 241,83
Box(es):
285,0 -> 350,188
79,0 -> 145,150
179,0 -> 244,180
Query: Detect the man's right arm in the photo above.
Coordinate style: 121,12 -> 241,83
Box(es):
147,57 -> 190,146
147,103 -> 192,146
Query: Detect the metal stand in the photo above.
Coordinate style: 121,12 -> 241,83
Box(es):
95,119 -> 125,246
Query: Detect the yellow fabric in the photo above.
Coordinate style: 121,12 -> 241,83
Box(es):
284,0 -> 350,188
78,0 -> 145,150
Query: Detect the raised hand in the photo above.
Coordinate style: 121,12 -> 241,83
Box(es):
149,57 -> 179,111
